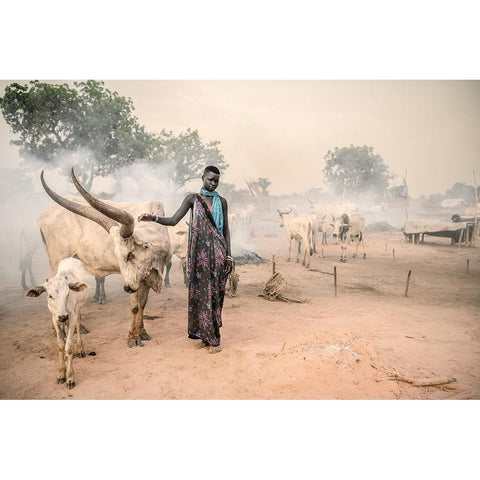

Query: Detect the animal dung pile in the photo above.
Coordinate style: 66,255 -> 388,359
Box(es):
366,221 -> 398,232
233,248 -> 264,265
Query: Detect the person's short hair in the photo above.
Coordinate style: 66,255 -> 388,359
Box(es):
203,165 -> 220,176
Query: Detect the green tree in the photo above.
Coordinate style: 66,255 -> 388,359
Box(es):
257,177 -> 271,196
1,80 -> 157,190
151,128 -> 228,189
323,145 -> 390,198
445,182 -> 478,202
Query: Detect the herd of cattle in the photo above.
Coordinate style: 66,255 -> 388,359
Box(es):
23,169 -> 367,388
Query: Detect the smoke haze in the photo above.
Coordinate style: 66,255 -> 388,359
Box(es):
1,80 -> 479,291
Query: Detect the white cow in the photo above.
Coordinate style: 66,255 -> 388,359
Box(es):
26,257 -> 89,389
236,204 -> 255,222
165,220 -> 189,287
331,213 -> 366,262
235,205 -> 255,236
39,168 -> 171,348
308,200 -> 359,245
228,213 -> 238,236
277,209 -> 312,268
303,213 -> 319,254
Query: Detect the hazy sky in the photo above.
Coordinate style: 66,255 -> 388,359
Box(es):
1,80 -> 479,197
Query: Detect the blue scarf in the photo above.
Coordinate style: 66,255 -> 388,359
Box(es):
200,187 -> 223,235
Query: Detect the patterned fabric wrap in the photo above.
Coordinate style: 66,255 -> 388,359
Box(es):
187,195 -> 227,346
200,187 -> 224,235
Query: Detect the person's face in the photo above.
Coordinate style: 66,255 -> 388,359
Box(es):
202,172 -> 220,192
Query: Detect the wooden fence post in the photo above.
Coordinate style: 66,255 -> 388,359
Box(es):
334,266 -> 337,298
404,270 -> 412,297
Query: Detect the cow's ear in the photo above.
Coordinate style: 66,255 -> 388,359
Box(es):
26,286 -> 46,297
68,282 -> 88,292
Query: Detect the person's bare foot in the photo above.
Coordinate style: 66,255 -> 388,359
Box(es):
208,345 -> 222,354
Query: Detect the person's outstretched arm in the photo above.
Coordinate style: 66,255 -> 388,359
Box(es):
138,194 -> 195,226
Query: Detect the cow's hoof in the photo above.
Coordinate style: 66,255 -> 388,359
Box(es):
90,296 -> 99,303
363,254 -> 366,259
286,259 -> 291,263
66,381 -> 75,390
75,351 -> 86,358
140,331 -> 151,341
127,338 -> 144,348
352,254 -> 357,258
57,377 -> 66,384
165,283 -> 171,288
80,324 -> 89,334
296,259 -> 300,263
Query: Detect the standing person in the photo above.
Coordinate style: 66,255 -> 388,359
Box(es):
138,166 -> 233,353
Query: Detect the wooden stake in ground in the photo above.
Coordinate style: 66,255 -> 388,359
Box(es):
334,266 -> 337,297
473,169 -> 478,245
467,258 -> 470,273
404,270 -> 412,297
392,248 -> 395,260
272,255 -> 275,275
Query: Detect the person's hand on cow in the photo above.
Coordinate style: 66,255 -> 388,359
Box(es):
138,213 -> 157,222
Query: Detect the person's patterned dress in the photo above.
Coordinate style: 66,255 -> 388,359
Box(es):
187,195 -> 227,346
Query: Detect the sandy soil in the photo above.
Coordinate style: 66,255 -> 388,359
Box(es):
1,230 -> 479,400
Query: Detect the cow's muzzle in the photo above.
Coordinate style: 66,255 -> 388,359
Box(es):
58,315 -> 69,322
124,286 -> 137,294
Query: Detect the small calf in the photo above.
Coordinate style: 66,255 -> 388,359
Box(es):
26,257 -> 89,389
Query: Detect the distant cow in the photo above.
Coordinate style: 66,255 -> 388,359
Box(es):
308,200 -> 359,245
277,209 -> 312,268
303,213 -> 319,254
19,226 -> 41,291
26,257 -> 89,389
332,213 -> 366,262
235,205 -> 255,237
165,220 -> 189,287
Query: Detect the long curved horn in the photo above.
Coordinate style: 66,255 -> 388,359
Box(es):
70,167 -> 134,238
41,171 -> 117,233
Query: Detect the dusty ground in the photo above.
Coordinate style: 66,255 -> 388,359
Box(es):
1,229 -> 479,400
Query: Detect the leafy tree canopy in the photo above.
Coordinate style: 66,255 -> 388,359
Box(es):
256,177 -> 271,196
151,128 -> 228,189
323,145 -> 390,199
1,80 -> 157,190
1,81 -> 227,193
444,182 -> 479,201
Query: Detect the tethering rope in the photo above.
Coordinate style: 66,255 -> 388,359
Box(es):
260,272 -> 308,303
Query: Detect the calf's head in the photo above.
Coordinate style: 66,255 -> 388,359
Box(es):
26,277 -> 88,322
